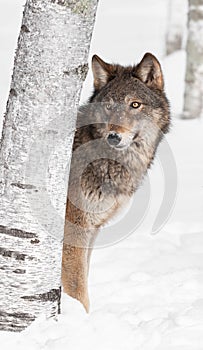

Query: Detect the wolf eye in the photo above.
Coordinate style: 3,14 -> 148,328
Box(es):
106,104 -> 111,110
131,102 -> 141,109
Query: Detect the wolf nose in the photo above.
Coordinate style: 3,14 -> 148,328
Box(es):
107,132 -> 122,146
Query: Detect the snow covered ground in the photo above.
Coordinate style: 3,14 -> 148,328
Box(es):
1,1 -> 203,349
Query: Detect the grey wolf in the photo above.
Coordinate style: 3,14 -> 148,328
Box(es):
62,53 -> 170,311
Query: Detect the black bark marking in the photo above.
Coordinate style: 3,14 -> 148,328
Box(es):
13,269 -> 26,274
22,287 -> 61,314
58,286 -> 61,314
30,239 -> 40,244
0,311 -> 35,332
0,225 -> 37,239
64,63 -> 89,81
10,88 -> 17,97
0,247 -> 34,261
22,288 -> 61,303
51,0 -> 67,5
11,182 -> 37,190
21,24 -> 30,33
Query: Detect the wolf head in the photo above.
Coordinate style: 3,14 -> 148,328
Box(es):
83,53 -> 170,150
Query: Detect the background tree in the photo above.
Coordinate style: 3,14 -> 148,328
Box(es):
165,0 -> 188,55
0,0 -> 98,332
183,0 -> 203,118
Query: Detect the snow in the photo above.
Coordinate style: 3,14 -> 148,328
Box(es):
1,0 -> 203,349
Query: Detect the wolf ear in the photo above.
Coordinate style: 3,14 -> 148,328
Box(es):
92,55 -> 114,90
136,53 -> 164,90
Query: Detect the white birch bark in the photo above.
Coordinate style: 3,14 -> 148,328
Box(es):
183,0 -> 203,118
0,0 -> 98,332
165,0 -> 188,55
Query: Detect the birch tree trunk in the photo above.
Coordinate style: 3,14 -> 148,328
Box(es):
165,0 -> 187,55
0,0 -> 98,332
183,0 -> 203,118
